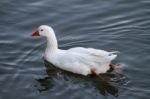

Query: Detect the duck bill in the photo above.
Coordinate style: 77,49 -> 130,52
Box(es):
32,31 -> 40,36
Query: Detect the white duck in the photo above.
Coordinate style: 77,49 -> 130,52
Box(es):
32,25 -> 120,78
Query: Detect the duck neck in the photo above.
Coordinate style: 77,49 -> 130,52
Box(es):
46,33 -> 58,52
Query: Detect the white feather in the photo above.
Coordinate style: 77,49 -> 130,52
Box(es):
36,25 -> 118,76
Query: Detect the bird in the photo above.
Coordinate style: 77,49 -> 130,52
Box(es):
32,25 -> 121,80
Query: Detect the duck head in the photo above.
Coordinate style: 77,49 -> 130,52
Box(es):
32,25 -> 55,37
32,25 -> 58,50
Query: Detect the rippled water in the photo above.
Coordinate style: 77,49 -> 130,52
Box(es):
0,0 -> 150,99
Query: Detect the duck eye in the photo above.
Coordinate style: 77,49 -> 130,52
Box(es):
40,29 -> 43,31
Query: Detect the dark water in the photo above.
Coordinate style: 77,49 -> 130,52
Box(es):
0,0 -> 150,99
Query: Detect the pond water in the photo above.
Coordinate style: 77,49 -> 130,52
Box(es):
0,0 -> 150,99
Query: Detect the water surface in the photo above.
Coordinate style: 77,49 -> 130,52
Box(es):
0,0 -> 150,99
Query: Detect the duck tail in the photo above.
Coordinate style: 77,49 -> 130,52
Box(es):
108,51 -> 119,60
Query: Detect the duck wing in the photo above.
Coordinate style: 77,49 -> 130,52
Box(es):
68,47 -> 118,61
51,47 -> 119,75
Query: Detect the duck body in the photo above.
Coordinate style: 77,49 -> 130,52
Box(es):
32,25 -> 118,76
45,47 -> 117,76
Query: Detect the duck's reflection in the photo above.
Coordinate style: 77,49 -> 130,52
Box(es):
35,60 -> 59,92
36,60 -> 125,97
91,77 -> 118,97
36,76 -> 54,92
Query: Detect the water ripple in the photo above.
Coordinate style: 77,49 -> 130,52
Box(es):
0,0 -> 150,99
